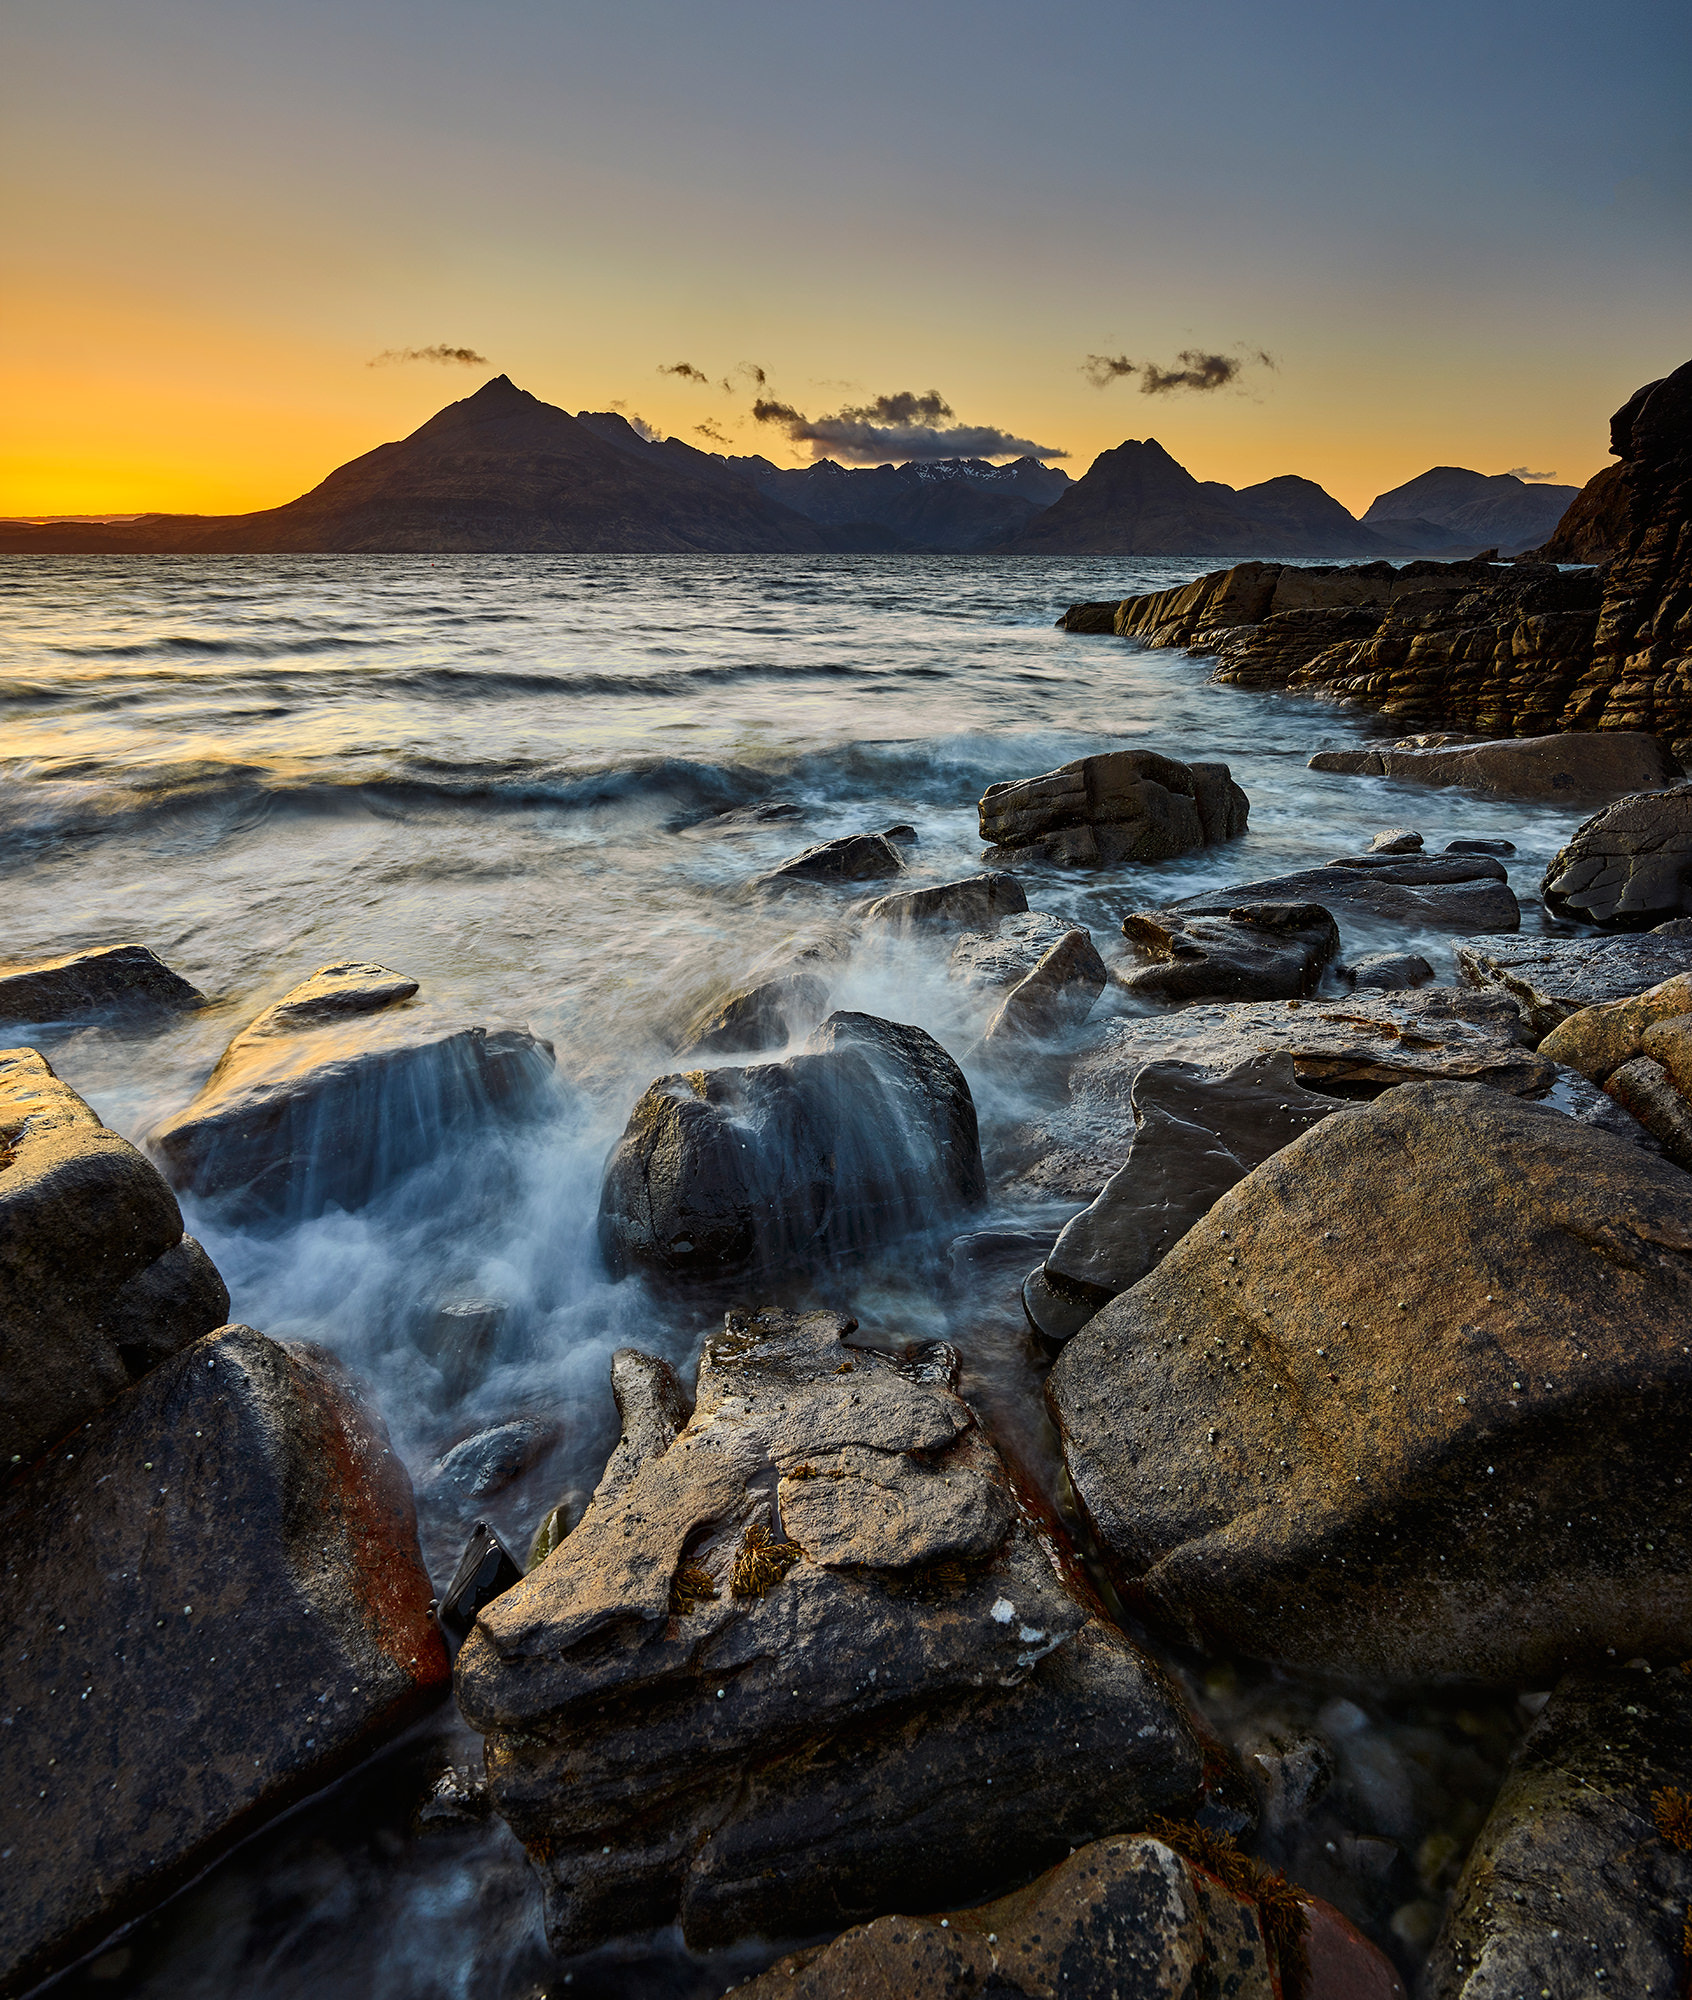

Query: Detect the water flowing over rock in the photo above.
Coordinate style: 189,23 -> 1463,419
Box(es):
1541,784 -> 1692,926
1,1047 -> 228,1469
598,1011 -> 986,1279
979,929 -> 1108,1045
979,749 -> 1247,868
1119,903 -> 1340,1003
949,911 -> 1076,989
1170,855 -> 1519,935
150,961 -> 556,1221
1046,1082 -> 1692,1684
1456,931 -> 1692,1037
454,1308 -> 1213,1956
675,970 -> 831,1056
756,830 -> 907,888
1422,1666 -> 1692,2000
862,872 -> 1028,929
0,942 -> 204,1024
0,1324 -> 448,1994
1309,730 -> 1676,799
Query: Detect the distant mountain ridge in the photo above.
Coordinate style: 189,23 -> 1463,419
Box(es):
1362,466 -> 1580,554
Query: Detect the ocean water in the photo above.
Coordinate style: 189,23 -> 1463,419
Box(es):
3,555 -> 1574,1997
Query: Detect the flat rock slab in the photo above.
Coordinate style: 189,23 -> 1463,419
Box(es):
1542,784 -> 1692,925
1172,856 -> 1519,935
1120,903 -> 1339,1003
0,1324 -> 448,1993
455,1309 -> 1211,1955
1424,1665 -> 1692,2000
1309,730 -> 1676,799
0,943 -> 203,1024
1456,932 -> 1692,1038
863,873 -> 1027,929
1047,1082 -> 1692,1684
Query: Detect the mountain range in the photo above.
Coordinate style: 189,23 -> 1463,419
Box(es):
0,375 -> 1582,558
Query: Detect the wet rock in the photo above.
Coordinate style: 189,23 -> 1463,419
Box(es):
0,942 -> 203,1024
414,1764 -> 493,1831
0,1323 -> 448,1994
1047,1082 -> 1692,1684
862,872 -> 1027,929
1,1047 -> 224,1470
1310,731 -> 1676,799
757,831 -> 906,888
597,1011 -> 986,1279
1456,932 -> 1692,1038
980,930 -> 1109,1045
949,911 -> 1074,989
1423,1665 -> 1692,2000
1542,784 -> 1692,925
676,971 -> 830,1056
1537,971 -> 1692,1081
150,963 -> 556,1221
1120,903 -> 1339,1003
1370,828 -> 1423,853
414,1294 -> 510,1399
440,1521 -> 525,1637
1604,1054 -> 1692,1168
1023,1055 -> 1336,1344
1445,836 -> 1516,855
1341,951 -> 1435,991
430,1417 -> 557,1500
455,1308 -> 1212,1955
1171,854 -> 1519,935
978,749 -> 1248,868
1240,1727 -> 1335,1835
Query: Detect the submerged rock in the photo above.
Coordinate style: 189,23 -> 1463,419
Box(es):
598,1011 -> 986,1279
863,872 -> 1028,929
0,1324 -> 448,1994
979,749 -> 1248,868
0,942 -> 203,1024
1456,932 -> 1692,1038
1310,731 -> 1676,799
757,831 -> 906,888
1120,903 -> 1339,1003
1541,784 -> 1692,925
1340,950 -> 1435,991
980,929 -> 1109,1045
455,1308 -> 1213,1955
1423,1665 -> 1692,2000
1,1047 -> 227,1470
676,971 -> 830,1056
1047,1082 -> 1692,1684
429,1416 -> 557,1500
1171,855 -> 1518,935
150,962 -> 556,1221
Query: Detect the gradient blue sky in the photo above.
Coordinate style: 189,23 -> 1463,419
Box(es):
5,0 -> 1689,512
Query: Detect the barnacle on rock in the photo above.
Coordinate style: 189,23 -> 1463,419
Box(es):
1653,1785 -> 1692,1850
1147,1818 -> 1310,2000
670,1562 -> 719,1617
730,1521 -> 802,1598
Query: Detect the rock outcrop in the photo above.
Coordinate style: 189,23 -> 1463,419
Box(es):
757,830 -> 907,888
980,930 -> 1109,1045
1047,1082 -> 1692,1683
1456,931 -> 1692,1037
1120,903 -> 1340,1003
150,962 -> 556,1220
2,1047 -> 229,1470
1422,1665 -> 1692,2000
979,750 -> 1247,869
455,1309 -> 1212,1955
863,873 -> 1027,929
676,971 -> 830,1056
598,1012 -> 986,1278
1537,971 -> 1692,1080
1309,730 -> 1676,799
0,1324 -> 448,1994
0,942 -> 204,1023
1171,855 -> 1519,935
1541,784 -> 1692,926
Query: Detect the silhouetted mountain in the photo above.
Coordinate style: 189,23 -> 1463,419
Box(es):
1362,466 -> 1579,555
1204,474 -> 1396,557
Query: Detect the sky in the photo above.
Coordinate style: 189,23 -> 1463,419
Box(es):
4,0 -> 1689,517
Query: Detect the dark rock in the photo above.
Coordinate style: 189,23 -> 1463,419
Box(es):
1120,903 -> 1339,1003
978,749 -> 1248,868
862,872 -> 1028,929
150,963 -> 556,1221
1444,836 -> 1516,855
758,832 -> 905,888
2,1047 -> 220,1470
1603,1054 -> 1692,1167
414,1294 -> 509,1399
1456,932 -> 1692,1038
1341,951 -> 1435,990
1170,855 -> 1519,935
1310,731 -> 1675,799
1024,1055 -> 1335,1345
1055,598 -> 1122,633
0,1323 -> 448,1994
949,911 -> 1074,989
440,1521 -> 525,1637
414,1764 -> 493,1831
0,942 -> 203,1024
1536,972 -> 1692,1080
1542,784 -> 1692,925
597,1011 -> 986,1279
676,971 -> 830,1056
1655,916 -> 1692,938
1047,1082 -> 1692,1683
1532,457 -> 1632,561
1369,828 -> 1423,852
1423,1665 -> 1692,2000
980,930 -> 1108,1045
430,1417 -> 556,1500
454,1308 -> 1213,1955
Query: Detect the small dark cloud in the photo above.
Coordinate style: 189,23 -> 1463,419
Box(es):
694,420 -> 732,445
1084,347 -> 1272,395
837,389 -> 953,425
1508,465 -> 1558,482
1082,354 -> 1139,387
753,389 -> 1063,463
659,361 -> 711,385
368,344 -> 487,367
752,398 -> 806,428
738,362 -> 768,389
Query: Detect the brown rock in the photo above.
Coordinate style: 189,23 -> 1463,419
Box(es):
981,929 -> 1108,1044
1119,902 -> 1339,1003
1170,855 -> 1519,936
0,1324 -> 448,1994
863,872 -> 1028,929
1603,1053 -> 1692,1168
1309,730 -> 1675,799
0,942 -> 203,1024
1536,972 -> 1692,1080
675,971 -> 830,1056
758,831 -> 905,888
1533,457 -> 1631,561
978,749 -> 1247,868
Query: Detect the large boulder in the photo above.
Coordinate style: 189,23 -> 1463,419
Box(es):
1120,903 -> 1340,1003
150,962 -> 556,1221
0,942 -> 203,1024
979,750 -> 1248,868
598,1012 -> 986,1279
863,873 -> 1027,929
1171,854 -> 1519,935
1308,730 -> 1675,799
455,1308 -> 1214,1955
1023,1055 -> 1336,1344
0,1324 -> 449,1994
1047,1082 -> 1692,1684
1423,1665 -> 1692,2000
2,1047 -> 228,1470
1456,931 -> 1692,1037
1541,784 -> 1692,925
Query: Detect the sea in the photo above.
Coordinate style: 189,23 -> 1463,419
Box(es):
1,554 -> 1579,1998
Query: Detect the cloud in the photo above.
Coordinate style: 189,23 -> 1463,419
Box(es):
737,362 -> 768,388
659,361 -> 711,385
752,389 -> 1064,463
1082,354 -> 1139,387
694,420 -> 732,445
1508,465 -> 1559,481
1083,347 -> 1274,394
368,344 -> 488,367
